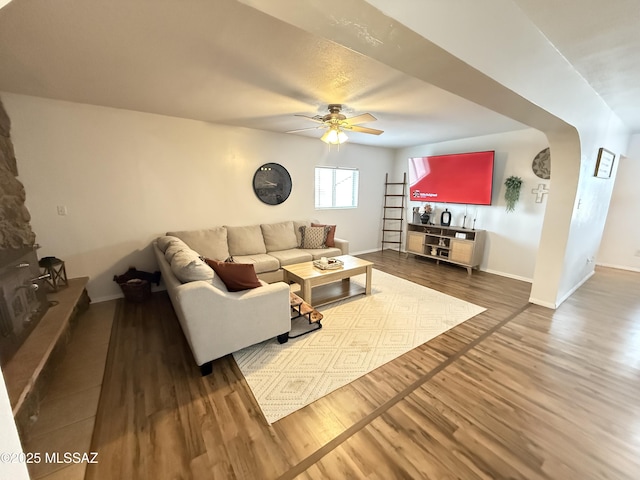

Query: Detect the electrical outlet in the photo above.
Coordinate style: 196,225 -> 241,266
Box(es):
635,249 -> 640,257
57,205 -> 68,216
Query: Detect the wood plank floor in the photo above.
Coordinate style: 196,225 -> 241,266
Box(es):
86,252 -> 640,479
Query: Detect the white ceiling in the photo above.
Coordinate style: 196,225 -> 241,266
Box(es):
0,0 -> 637,149
513,0 -> 640,134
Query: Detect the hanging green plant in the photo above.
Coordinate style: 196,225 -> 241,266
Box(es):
504,176 -> 523,212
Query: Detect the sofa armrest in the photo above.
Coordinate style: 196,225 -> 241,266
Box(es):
333,237 -> 349,255
172,280 -> 291,365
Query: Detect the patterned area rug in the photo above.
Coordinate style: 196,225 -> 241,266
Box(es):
233,269 -> 485,424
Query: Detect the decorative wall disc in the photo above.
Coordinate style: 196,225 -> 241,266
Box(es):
532,148 -> 550,179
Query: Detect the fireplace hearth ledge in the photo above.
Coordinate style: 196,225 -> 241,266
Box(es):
3,277 -> 90,436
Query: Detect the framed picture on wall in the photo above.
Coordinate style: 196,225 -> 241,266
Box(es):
594,148 -> 615,178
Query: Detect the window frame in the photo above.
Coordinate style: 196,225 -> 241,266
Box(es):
314,166 -> 360,210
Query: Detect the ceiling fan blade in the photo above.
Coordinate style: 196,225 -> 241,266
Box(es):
343,113 -> 377,125
294,114 -> 325,124
345,125 -> 384,135
286,125 -> 327,133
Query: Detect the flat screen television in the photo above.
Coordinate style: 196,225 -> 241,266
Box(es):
408,151 -> 494,205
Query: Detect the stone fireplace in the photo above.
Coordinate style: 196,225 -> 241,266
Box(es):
0,99 -> 91,440
0,97 -> 50,367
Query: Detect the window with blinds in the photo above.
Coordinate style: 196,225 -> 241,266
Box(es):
315,166 -> 359,209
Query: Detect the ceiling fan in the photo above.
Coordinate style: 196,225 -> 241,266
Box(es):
287,104 -> 383,144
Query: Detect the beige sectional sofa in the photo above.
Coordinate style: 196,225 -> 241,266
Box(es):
153,220 -> 348,375
167,220 -> 348,282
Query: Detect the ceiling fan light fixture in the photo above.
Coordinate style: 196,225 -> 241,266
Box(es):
320,129 -> 332,144
321,125 -> 348,145
292,105 -> 380,144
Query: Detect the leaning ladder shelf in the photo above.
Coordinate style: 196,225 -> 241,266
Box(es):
381,172 -> 407,253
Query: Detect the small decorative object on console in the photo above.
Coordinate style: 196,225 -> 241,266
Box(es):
440,208 -> 451,226
412,207 -> 421,224
420,204 -> 433,224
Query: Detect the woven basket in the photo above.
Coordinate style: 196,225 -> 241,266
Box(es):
113,267 -> 161,303
118,279 -> 150,303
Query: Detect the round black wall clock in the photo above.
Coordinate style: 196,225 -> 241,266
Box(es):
252,163 -> 292,205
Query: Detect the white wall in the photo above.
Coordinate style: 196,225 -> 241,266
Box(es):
396,128 -> 548,281
598,134 -> 640,271
2,92 -> 395,302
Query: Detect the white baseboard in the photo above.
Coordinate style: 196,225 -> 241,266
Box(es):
91,285 -> 166,304
531,270 -> 595,309
556,270 -> 595,306
90,293 -> 123,304
596,262 -> 640,273
354,248 -> 390,255
400,252 -> 534,283
527,297 -> 557,309
482,268 -> 533,283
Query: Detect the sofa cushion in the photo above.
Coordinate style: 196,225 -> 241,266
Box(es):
226,225 -> 267,256
299,225 -> 330,249
157,235 -> 186,252
164,243 -> 186,263
301,247 -> 343,260
204,258 -> 262,292
167,227 -> 230,261
170,249 -> 214,283
293,220 -> 311,246
232,253 -> 280,274
311,223 -> 337,247
261,221 -> 298,252
268,249 -> 313,266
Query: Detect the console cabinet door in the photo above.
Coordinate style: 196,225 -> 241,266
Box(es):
407,232 -> 425,254
449,239 -> 473,263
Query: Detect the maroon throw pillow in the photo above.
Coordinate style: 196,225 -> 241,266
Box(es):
311,223 -> 336,247
204,258 -> 262,292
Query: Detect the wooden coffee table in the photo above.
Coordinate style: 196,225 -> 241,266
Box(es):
282,255 -> 373,307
